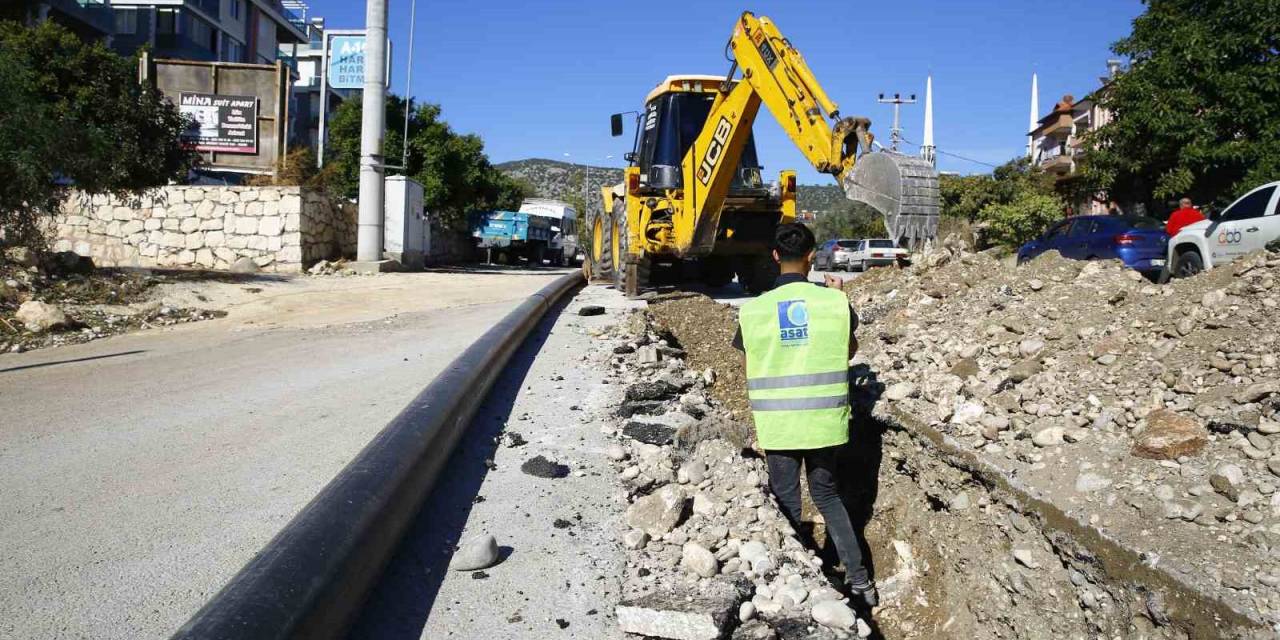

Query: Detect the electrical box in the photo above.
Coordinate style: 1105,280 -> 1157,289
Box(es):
384,176 -> 428,269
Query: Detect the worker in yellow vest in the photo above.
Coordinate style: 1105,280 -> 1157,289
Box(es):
732,222 -> 876,608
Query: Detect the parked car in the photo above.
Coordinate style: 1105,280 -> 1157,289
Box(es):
815,239 -> 860,271
1168,181 -> 1280,278
1016,215 -> 1169,274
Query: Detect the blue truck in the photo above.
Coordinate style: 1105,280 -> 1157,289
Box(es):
468,210 -> 555,264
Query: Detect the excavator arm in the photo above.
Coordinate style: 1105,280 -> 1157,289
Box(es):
677,11 -> 874,251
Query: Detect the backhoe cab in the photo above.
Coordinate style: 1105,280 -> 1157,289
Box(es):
587,11 -> 877,297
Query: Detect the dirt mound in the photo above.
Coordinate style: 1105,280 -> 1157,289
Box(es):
641,246 -> 1280,637
648,294 -> 749,419
0,260 -> 223,353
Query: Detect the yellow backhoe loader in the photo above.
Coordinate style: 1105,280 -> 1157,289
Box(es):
585,11 -> 888,296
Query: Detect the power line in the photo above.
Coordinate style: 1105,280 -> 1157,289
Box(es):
898,137 -> 1001,169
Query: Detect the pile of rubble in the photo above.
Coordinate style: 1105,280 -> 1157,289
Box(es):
306,258 -> 358,276
599,312 -> 872,639
640,246 -> 1280,636
1,247 -> 224,354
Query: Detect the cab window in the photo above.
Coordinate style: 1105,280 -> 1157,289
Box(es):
1220,186 -> 1276,222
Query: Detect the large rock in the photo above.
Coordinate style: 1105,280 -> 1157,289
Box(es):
884,382 -> 916,401
1132,409 -> 1208,460
623,421 -> 676,445
626,484 -> 688,537
15,300 -> 68,333
617,581 -> 747,640
681,542 -> 719,578
229,256 -> 259,274
1007,359 -> 1042,383
448,533 -> 500,571
5,246 -> 38,268
811,600 -> 857,631
627,380 -> 681,401
1235,382 -> 1279,404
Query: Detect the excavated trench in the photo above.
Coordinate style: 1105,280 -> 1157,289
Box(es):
647,295 -> 1269,640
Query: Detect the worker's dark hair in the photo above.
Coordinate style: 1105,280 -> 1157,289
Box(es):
774,222 -> 816,260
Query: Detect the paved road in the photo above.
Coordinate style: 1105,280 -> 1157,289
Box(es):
0,268 -> 565,639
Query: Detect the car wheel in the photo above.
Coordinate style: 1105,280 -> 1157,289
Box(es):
859,260 -> 867,272
1174,249 -> 1204,278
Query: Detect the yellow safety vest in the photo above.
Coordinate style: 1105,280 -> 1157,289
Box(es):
739,281 -> 851,450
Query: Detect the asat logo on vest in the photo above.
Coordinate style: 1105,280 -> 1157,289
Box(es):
776,300 -> 809,344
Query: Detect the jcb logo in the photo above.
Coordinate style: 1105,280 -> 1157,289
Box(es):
1218,229 -> 1243,244
696,116 -> 733,186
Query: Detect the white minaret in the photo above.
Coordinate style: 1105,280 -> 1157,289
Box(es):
1027,72 -> 1039,159
921,75 -> 935,167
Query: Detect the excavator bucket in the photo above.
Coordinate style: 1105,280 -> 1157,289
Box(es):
843,152 -> 940,250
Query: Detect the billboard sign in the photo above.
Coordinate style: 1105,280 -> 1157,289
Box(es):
178,92 -> 259,153
327,34 -> 366,90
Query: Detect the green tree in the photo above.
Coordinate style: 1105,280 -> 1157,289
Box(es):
1081,0 -> 1280,209
812,200 -> 886,242
939,173 -> 999,221
0,21 -> 194,249
979,192 -> 1064,247
324,96 -> 527,228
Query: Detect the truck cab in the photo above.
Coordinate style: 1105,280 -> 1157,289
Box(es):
519,198 -> 579,266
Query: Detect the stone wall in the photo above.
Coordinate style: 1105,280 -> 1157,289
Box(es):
55,186 -> 356,272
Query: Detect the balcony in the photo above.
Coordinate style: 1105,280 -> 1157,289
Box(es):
1038,146 -> 1074,175
1038,113 -> 1073,139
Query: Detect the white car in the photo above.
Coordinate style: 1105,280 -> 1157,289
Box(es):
846,238 -> 904,271
1168,181 -> 1280,278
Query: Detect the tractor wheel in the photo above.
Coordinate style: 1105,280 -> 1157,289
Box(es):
612,200 -> 650,297
700,256 -> 735,288
736,253 -> 780,295
586,207 -> 613,282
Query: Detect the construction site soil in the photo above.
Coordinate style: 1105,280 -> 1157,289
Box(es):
647,247 -> 1280,639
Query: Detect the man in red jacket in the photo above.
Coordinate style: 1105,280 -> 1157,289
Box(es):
1167,198 -> 1206,235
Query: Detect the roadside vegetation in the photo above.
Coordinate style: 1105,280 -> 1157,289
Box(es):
812,200 -> 886,243
0,21 -> 194,251
322,97 -> 529,229
1079,0 -> 1280,211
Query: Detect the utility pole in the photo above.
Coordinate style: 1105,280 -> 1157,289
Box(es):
355,0 -> 388,265
876,92 -> 917,152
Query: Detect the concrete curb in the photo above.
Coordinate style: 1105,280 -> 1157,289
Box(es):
172,271 -> 586,639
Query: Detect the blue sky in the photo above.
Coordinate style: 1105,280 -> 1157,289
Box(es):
305,0 -> 1144,182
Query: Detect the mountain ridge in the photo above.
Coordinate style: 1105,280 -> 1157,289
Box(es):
495,158 -> 851,217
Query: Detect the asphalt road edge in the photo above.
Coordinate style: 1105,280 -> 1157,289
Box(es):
172,271 -> 586,639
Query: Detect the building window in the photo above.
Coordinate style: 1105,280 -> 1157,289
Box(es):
228,0 -> 243,20
114,9 -> 138,35
224,37 -> 245,62
186,12 -> 216,52
156,8 -> 177,35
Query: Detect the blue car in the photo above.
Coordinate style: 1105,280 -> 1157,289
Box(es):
1017,215 -> 1169,274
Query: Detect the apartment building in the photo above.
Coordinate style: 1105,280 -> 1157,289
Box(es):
106,0 -> 306,63
7,1 -> 114,41
1028,61 -> 1122,215
279,14 -> 352,149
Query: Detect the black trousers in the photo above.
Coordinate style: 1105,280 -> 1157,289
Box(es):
765,446 -> 870,586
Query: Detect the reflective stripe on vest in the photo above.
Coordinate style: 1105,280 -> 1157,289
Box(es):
739,281 -> 851,450
751,394 -> 848,411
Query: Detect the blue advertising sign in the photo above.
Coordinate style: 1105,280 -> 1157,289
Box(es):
327,35 -> 366,90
